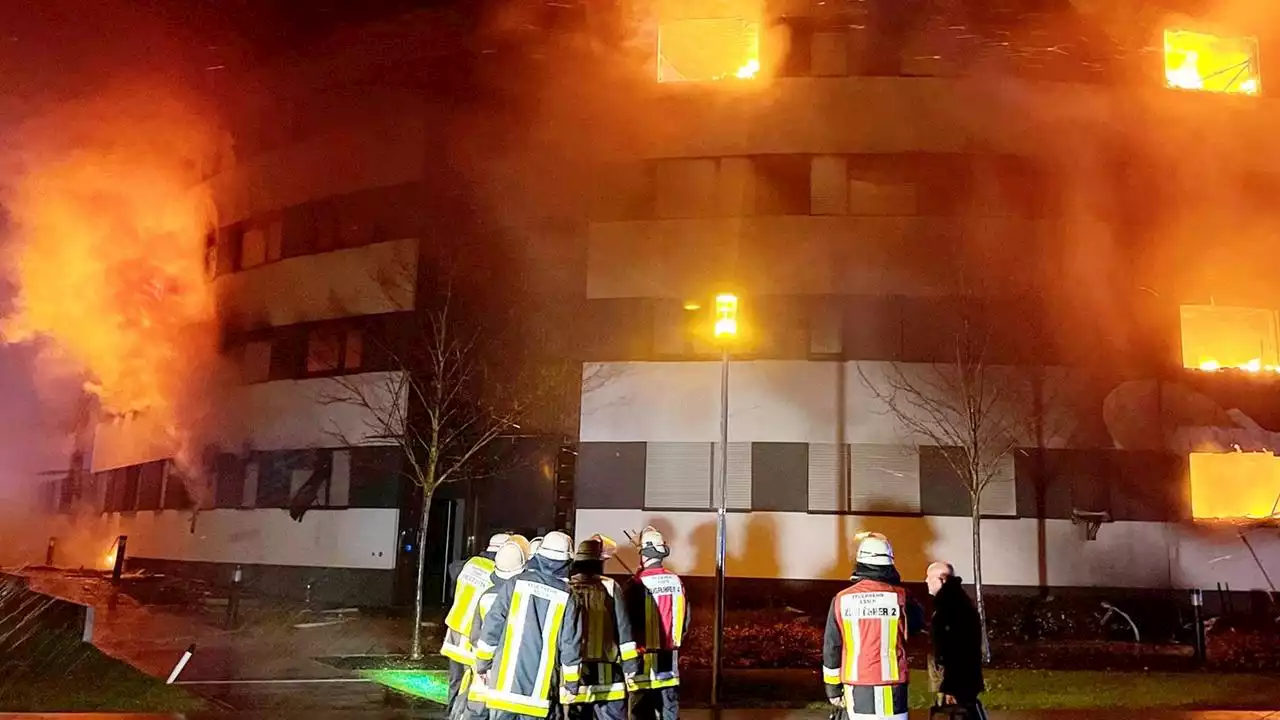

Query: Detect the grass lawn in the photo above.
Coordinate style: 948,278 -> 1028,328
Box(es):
683,668 -> 1280,710
0,642 -> 205,713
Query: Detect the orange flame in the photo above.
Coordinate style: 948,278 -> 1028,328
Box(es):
1,85 -> 223,435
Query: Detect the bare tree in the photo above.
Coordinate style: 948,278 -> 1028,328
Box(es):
321,287 -> 523,659
858,306 -> 1033,657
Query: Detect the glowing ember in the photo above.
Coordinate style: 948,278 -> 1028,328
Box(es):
103,551 -> 117,569
1164,29 -> 1260,95
0,85 -> 221,433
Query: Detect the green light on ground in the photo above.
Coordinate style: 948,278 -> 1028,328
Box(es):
363,669 -> 450,704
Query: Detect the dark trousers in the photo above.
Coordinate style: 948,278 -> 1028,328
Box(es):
631,687 -> 678,720
447,660 -> 467,709
568,700 -> 626,720
931,696 -> 988,720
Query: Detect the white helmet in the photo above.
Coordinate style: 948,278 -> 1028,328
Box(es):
538,531 -> 573,562
486,533 -> 511,553
494,541 -> 527,580
508,534 -> 531,558
639,526 -> 667,554
855,532 -> 895,567
528,536 -> 544,558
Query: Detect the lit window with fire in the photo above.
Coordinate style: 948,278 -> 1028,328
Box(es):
1190,452 -> 1280,520
1164,29 -> 1260,95
1180,305 -> 1280,373
657,16 -> 760,82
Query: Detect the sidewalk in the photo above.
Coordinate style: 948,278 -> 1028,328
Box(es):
13,568 -> 424,712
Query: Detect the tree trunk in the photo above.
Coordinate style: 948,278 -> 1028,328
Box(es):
410,486 -> 435,660
971,493 -> 991,663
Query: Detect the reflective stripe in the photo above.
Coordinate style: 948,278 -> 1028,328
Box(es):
839,598 -> 859,684
671,592 -> 686,647
532,596 -> 568,700
561,665 -> 581,682
822,666 -> 841,685
879,616 -> 892,683
885,615 -> 900,682
445,557 -> 496,634
495,591 -> 527,691
619,641 -> 639,661
441,641 -> 474,664
475,639 -> 497,661
485,688 -> 551,717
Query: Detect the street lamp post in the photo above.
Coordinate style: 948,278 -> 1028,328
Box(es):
711,292 -> 738,708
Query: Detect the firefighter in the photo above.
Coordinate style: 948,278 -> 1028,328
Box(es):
455,540 -> 529,720
822,533 -> 925,720
443,532 -> 511,708
562,538 -> 640,720
625,527 -> 688,720
474,531 -> 584,720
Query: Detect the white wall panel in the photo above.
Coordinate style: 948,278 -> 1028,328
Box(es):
580,360 -> 1038,447
92,412 -> 176,472
207,111 -> 427,226
215,238 -> 418,330
33,508 -> 398,570
93,372 -> 404,471
574,509 -> 1280,592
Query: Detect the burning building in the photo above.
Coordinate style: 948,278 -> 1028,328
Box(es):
22,0 -> 1280,605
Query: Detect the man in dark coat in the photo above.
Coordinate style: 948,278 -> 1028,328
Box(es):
926,562 -> 987,719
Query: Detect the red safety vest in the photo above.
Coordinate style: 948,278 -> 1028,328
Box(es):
634,566 -> 687,651
832,579 -> 908,686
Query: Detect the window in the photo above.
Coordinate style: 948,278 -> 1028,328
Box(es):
240,228 -> 267,269
241,340 -> 272,384
655,159 -> 720,218
1180,305 -> 1279,372
1165,29 -> 1259,95
809,298 -> 844,356
349,447 -> 404,508
751,156 -> 811,216
120,466 -> 140,512
256,451 -> 312,508
265,218 -> 283,262
211,453 -> 245,509
751,443 -> 808,512
137,461 -> 165,511
1190,452 -> 1280,519
808,443 -> 847,512
657,17 -> 760,82
979,455 -> 1017,516
162,463 -> 193,510
644,442 -> 711,509
849,444 -> 920,513
306,327 -> 364,375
